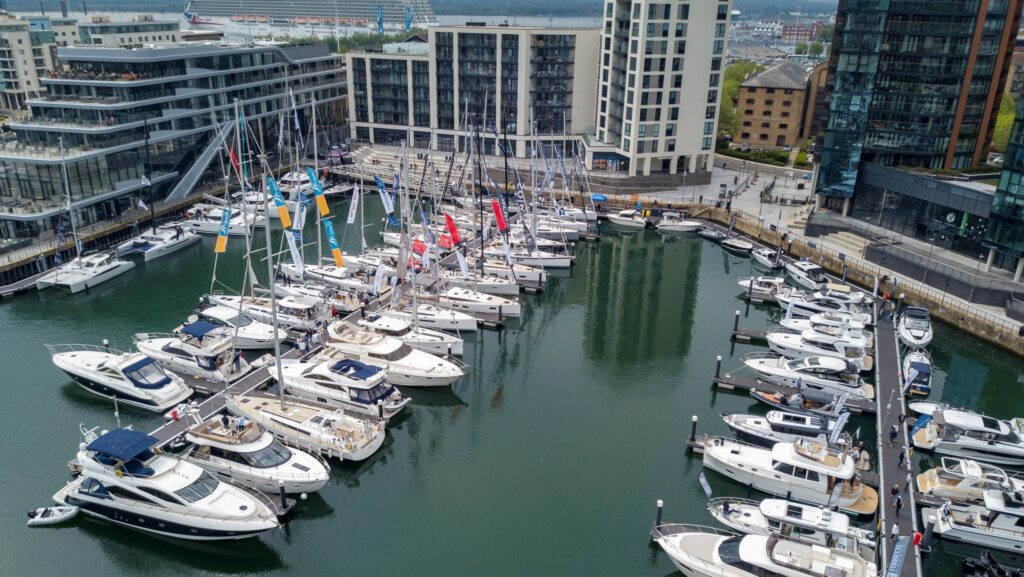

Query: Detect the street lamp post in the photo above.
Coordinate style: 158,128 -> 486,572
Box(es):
968,253 -> 985,303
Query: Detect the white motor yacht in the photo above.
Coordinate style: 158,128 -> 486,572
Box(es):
752,247 -> 784,269
910,402 -> 1024,466
707,498 -> 875,560
323,322 -> 464,387
116,224 -> 200,262
378,304 -> 479,332
277,170 -> 312,196
656,212 -> 701,233
47,344 -> 193,411
186,304 -> 288,350
722,236 -> 754,253
492,247 -> 574,269
434,286 -> 522,317
903,350 -> 933,396
779,311 -> 871,333
207,294 -> 322,332
898,307 -> 933,349
786,260 -> 829,291
765,330 -> 874,373
439,268 -> 520,295
357,314 -> 464,356
225,393 -> 385,462
134,322 -> 251,383
697,227 -> 728,242
737,277 -> 787,300
35,252 -> 135,294
606,209 -> 648,229
702,437 -> 879,516
184,205 -> 264,235
279,261 -> 371,292
55,428 -> 279,540
775,285 -> 872,317
741,354 -> 876,399
177,415 -> 330,494
917,457 -> 1024,505
278,358 -> 411,418
722,410 -> 852,448
927,491 -> 1024,553
271,280 -> 362,314
651,524 -> 877,577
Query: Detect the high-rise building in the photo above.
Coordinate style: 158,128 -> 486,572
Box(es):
817,0 -> 1022,207
592,0 -> 731,176
988,96 -> 1024,275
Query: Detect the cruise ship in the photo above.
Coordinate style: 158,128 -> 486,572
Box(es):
183,0 -> 438,40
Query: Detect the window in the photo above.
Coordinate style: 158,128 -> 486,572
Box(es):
765,100 -> 774,106
673,75 -> 682,88
764,110 -> 772,117
672,57 -> 681,72
717,4 -> 728,20
706,106 -> 716,119
780,123 -> 789,129
782,111 -> 790,117
702,136 -> 712,150
670,107 -> 679,120
675,40 -> 686,54
637,140 -> 645,153
783,101 -> 791,107
605,2 -> 613,17
774,463 -> 795,475
678,4 -> 689,19
745,99 -> 754,104
713,40 -> 723,55
711,57 -> 721,72
675,23 -> 686,37
704,121 -> 714,135
766,88 -> 775,93
715,23 -> 726,38
744,109 -> 754,115
175,471 -> 220,503
761,122 -> 770,128
741,132 -> 751,139
666,123 -> 675,137
742,121 -> 751,127
667,140 -> 676,152
707,90 -> 718,103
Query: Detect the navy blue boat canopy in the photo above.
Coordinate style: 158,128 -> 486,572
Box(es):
87,428 -> 158,461
909,361 -> 932,379
180,321 -> 219,340
330,359 -> 382,380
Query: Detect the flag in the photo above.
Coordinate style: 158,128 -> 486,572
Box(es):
501,234 -> 513,264
444,213 -> 461,245
372,263 -> 386,295
456,249 -> 470,279
419,208 -> 436,245
137,197 -> 148,212
214,209 -> 230,253
306,167 -> 329,216
228,147 -> 240,178
347,186 -> 360,224
267,176 -> 293,228
277,112 -> 285,151
323,219 -> 343,268
140,175 -> 151,187
289,88 -> 304,150
412,238 -> 427,255
491,199 -> 508,232
374,175 -> 394,213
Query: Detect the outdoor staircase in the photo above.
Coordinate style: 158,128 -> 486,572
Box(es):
786,205 -> 814,233
820,231 -> 870,257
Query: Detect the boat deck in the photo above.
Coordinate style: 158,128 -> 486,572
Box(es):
710,374 -> 877,413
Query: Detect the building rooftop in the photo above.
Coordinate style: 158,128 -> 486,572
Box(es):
741,61 -> 809,90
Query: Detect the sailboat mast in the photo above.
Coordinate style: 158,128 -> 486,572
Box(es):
261,169 -> 288,411
312,97 -> 322,262
143,117 -> 156,234
58,136 -> 79,259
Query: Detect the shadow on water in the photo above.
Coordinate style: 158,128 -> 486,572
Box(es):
401,386 -> 466,408
76,515 -> 286,573
330,433 -> 395,488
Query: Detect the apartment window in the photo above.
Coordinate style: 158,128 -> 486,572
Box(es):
627,90 -> 634,105
782,101 -> 791,107
604,37 -> 611,50
703,136 -> 713,150
606,2 -> 613,17
765,100 -> 774,106
715,23 -> 726,38
782,111 -> 790,118
745,99 -> 754,104
744,109 -> 753,115
717,4 -> 728,20
663,4 -> 671,18
655,92 -> 663,105
675,23 -> 686,37
709,73 -> 719,87
780,124 -> 789,129
670,107 -> 679,121
712,40 -> 724,55
651,141 -> 659,153
742,121 -> 751,127
638,124 -> 647,137
759,134 -> 768,141
704,121 -> 714,135
629,57 -> 637,72
624,138 -> 630,151
628,73 -> 636,87
631,23 -> 639,36
784,89 -> 794,95
647,4 -> 656,18
676,40 -> 686,54
667,140 -> 676,152
761,122 -> 770,128
603,69 -> 609,81
647,23 -> 655,36
711,57 -> 721,72
666,123 -> 675,137
633,4 -> 640,18
707,105 -> 717,120
640,109 -> 648,121
625,123 -> 631,136
637,140 -> 646,153
672,57 -> 681,72
742,132 -> 751,139
678,4 -> 689,19
669,92 -> 678,104
631,39 -> 638,54
764,110 -> 772,117
673,75 -> 682,88
645,40 -> 654,54
765,88 -> 775,93
707,90 -> 717,103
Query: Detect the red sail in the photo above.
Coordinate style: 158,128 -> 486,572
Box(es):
491,199 -> 508,232
444,213 -> 461,245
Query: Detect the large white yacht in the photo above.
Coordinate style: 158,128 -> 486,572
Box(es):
184,205 -> 264,235
917,457 -> 1024,505
743,354 -> 874,399
378,304 -> 479,332
606,209 -> 648,229
323,322 -> 464,387
651,524 -> 878,577
116,224 -> 200,262
778,311 -> 871,334
207,294 -> 322,332
775,286 -> 872,318
703,437 -> 878,516
277,358 -> 411,419
54,428 -> 279,540
176,415 -> 330,494
431,286 -> 522,317
927,491 -> 1024,553
134,322 -> 251,383
35,252 -> 136,294
897,307 -> 933,349
910,402 -> 1024,466
486,246 -> 574,269
185,304 -> 287,350
225,393 -> 386,462
765,330 -> 873,373
707,498 -> 875,560
47,344 -> 193,411
357,314 -> 464,356
722,411 -> 851,448
785,260 -> 829,291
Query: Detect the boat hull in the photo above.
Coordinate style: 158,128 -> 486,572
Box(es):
60,370 -> 192,412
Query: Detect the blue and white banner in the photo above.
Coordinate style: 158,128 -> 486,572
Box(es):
828,412 -> 850,445
538,142 -> 555,191
374,176 -> 394,214
347,186 -> 360,224
372,263 -> 386,295
456,249 -> 470,279
553,144 -> 570,192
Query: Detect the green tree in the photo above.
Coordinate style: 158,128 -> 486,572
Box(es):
717,60 -> 767,142
818,25 -> 834,42
795,42 -> 809,55
992,96 -> 1018,153
808,42 -> 824,57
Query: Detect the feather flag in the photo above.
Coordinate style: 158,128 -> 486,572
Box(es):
491,199 -> 508,232
419,207 -> 436,245
305,167 -> 329,216
374,175 -> 394,213
267,176 -> 292,228
323,219 -> 343,268
456,249 -> 470,279
228,147 -> 240,179
214,209 -> 231,253
444,213 -> 461,245
346,186 -> 360,224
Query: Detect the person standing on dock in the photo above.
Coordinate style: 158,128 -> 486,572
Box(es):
890,484 -> 900,505
906,471 -> 913,491
895,493 -> 905,516
898,447 -> 906,468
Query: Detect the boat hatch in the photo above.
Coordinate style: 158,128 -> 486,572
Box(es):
330,359 -> 381,380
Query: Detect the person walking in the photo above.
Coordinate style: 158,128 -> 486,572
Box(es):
890,484 -> 900,506
895,493 -> 905,516
905,471 -> 913,492
889,424 -> 899,446
898,447 -> 906,468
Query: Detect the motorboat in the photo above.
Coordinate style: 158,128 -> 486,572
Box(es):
278,358 -> 411,418
779,311 -> 871,333
434,286 -> 522,318
485,246 -> 574,269
184,205 -> 264,235
752,247 -> 783,269
186,304 -> 288,350
656,212 -> 701,233
175,414 -> 330,494
722,236 -> 754,253
744,354 -> 874,399
765,330 -> 874,373
706,497 -> 875,560
962,552 -> 1024,577
917,457 -> 1024,505
35,252 -> 135,294
750,388 -> 851,418
702,437 -> 878,515
697,227 -> 728,242
225,393 -> 385,462
438,268 -> 520,295
775,285 -> 872,318
606,209 -> 648,229
47,344 -> 194,412
116,224 -> 200,262
722,410 -> 852,448
206,294 -> 322,332
909,402 -> 1024,466
357,314 -> 464,356
55,427 -> 279,540
903,349 -> 933,396
786,260 -> 829,291
26,505 -> 78,527
134,322 -> 251,383
378,304 -> 479,332
276,170 -> 312,196
898,306 -> 933,349
737,276 -> 786,300
324,322 -> 464,387
651,523 -> 878,577
926,491 -> 1024,553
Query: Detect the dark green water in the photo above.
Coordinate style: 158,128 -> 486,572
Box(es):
2,200 -> 1022,576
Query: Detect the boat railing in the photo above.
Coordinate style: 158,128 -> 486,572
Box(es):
184,448 -> 329,484
225,477 -> 289,519
743,351 -> 785,362
707,496 -> 761,511
45,343 -> 128,356
704,434 -> 765,450
133,332 -> 180,341
650,522 -> 735,540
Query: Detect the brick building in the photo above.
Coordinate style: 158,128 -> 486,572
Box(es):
781,22 -> 822,43
736,61 -> 808,149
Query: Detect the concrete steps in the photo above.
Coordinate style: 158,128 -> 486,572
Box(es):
821,231 -> 870,256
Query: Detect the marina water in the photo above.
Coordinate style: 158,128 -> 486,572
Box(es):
1,198 -> 1021,576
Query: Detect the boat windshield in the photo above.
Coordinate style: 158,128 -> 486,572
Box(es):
174,470 -> 220,503
242,440 -> 292,468
351,383 -> 395,404
226,313 -> 253,327
371,343 -> 413,362
123,359 -> 172,389
718,536 -> 745,565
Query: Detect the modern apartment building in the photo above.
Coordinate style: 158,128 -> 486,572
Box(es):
0,42 -> 345,242
735,61 -> 808,149
1007,37 -> 1024,100
592,0 -> 731,176
988,96 -> 1024,274
0,13 -> 66,110
77,15 -> 181,46
347,24 -> 599,159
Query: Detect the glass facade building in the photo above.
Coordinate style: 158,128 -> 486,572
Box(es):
988,96 -> 1024,256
